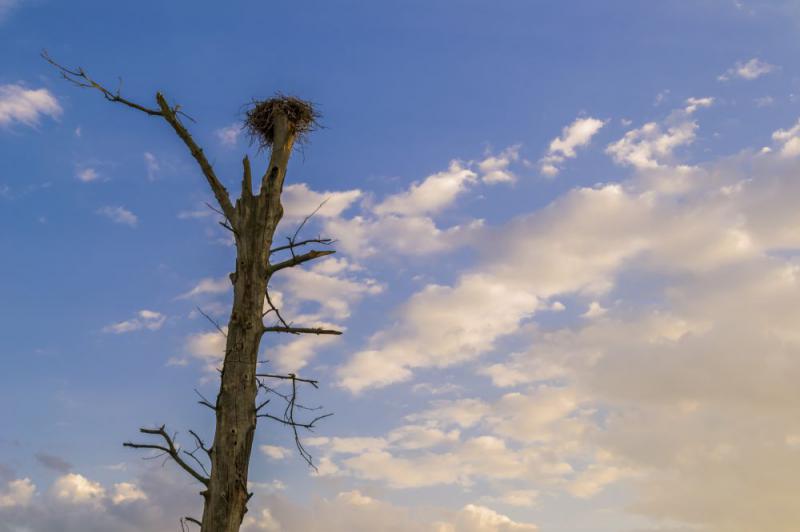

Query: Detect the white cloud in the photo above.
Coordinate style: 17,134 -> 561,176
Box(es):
0,84 -> 61,127
581,301 -> 607,318
143,152 -> 159,180
282,183 -> 362,220
103,310 -> 166,333
338,274 -> 539,393
539,116 -> 605,176
271,332 -> 340,373
110,482 -> 147,505
276,259 -> 383,320
478,146 -> 520,184
0,478 -> 35,508
242,491 -> 537,532
97,206 -> 138,227
51,474 -> 105,506
683,96 -> 714,114
216,123 -> 241,146
260,445 -> 292,460
185,327 -> 227,371
771,118 -> 800,158
178,276 -> 231,299
444,504 -> 538,532
76,167 -> 100,183
373,161 -> 477,216
606,99 -> 712,170
718,57 -> 777,81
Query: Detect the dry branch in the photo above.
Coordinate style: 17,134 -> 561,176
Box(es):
123,426 -> 209,486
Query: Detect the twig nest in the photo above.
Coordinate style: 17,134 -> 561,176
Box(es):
244,95 -> 318,149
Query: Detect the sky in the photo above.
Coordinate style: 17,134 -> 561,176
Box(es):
2,0 -> 800,531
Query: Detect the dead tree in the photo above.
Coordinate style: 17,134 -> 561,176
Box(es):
45,53 -> 341,532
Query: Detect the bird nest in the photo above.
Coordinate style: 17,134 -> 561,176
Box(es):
244,95 -> 318,149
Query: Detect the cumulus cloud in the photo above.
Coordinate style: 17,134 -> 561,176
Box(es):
606,98 -> 712,170
0,478 -> 35,508
111,482 -> 147,505
324,104 -> 800,531
0,84 -> 61,127
478,146 -> 520,184
260,445 -> 292,460
241,491 -> 539,532
315,150 -> 514,258
539,116 -> 605,176
51,474 -> 105,506
771,117 -> 800,158
373,161 -> 477,216
282,183 -> 362,220
185,327 -> 227,371
718,57 -> 777,81
103,310 -> 166,333
97,206 -> 138,227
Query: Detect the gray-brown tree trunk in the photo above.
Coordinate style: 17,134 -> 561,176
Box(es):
201,117 -> 293,532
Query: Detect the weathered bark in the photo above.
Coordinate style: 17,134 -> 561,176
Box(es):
200,115 -> 295,532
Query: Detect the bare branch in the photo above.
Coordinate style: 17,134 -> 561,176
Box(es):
123,426 -> 209,486
269,237 -> 334,255
262,326 -> 342,335
268,249 -> 335,274
43,52 -> 238,229
291,198 -> 329,253
254,373 -> 332,469
42,51 -> 162,116
256,373 -> 319,388
194,389 -> 216,412
262,289 -> 291,326
154,93 -> 238,226
181,516 -> 202,530
195,306 -> 227,337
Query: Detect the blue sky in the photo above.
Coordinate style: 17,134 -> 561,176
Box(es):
2,1 -> 800,531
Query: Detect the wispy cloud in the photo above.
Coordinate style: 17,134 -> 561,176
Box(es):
143,152 -> 159,180
75,167 -> 100,183
103,310 -> 166,334
96,206 -> 138,227
718,57 -> 777,81
215,123 -> 241,146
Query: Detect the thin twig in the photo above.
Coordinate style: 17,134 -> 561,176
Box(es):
196,306 -> 227,337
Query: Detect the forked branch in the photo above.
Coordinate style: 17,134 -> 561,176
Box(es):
123,425 -> 210,486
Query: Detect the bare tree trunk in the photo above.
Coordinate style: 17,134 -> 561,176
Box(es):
201,118 -> 293,532
44,54 -> 343,532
